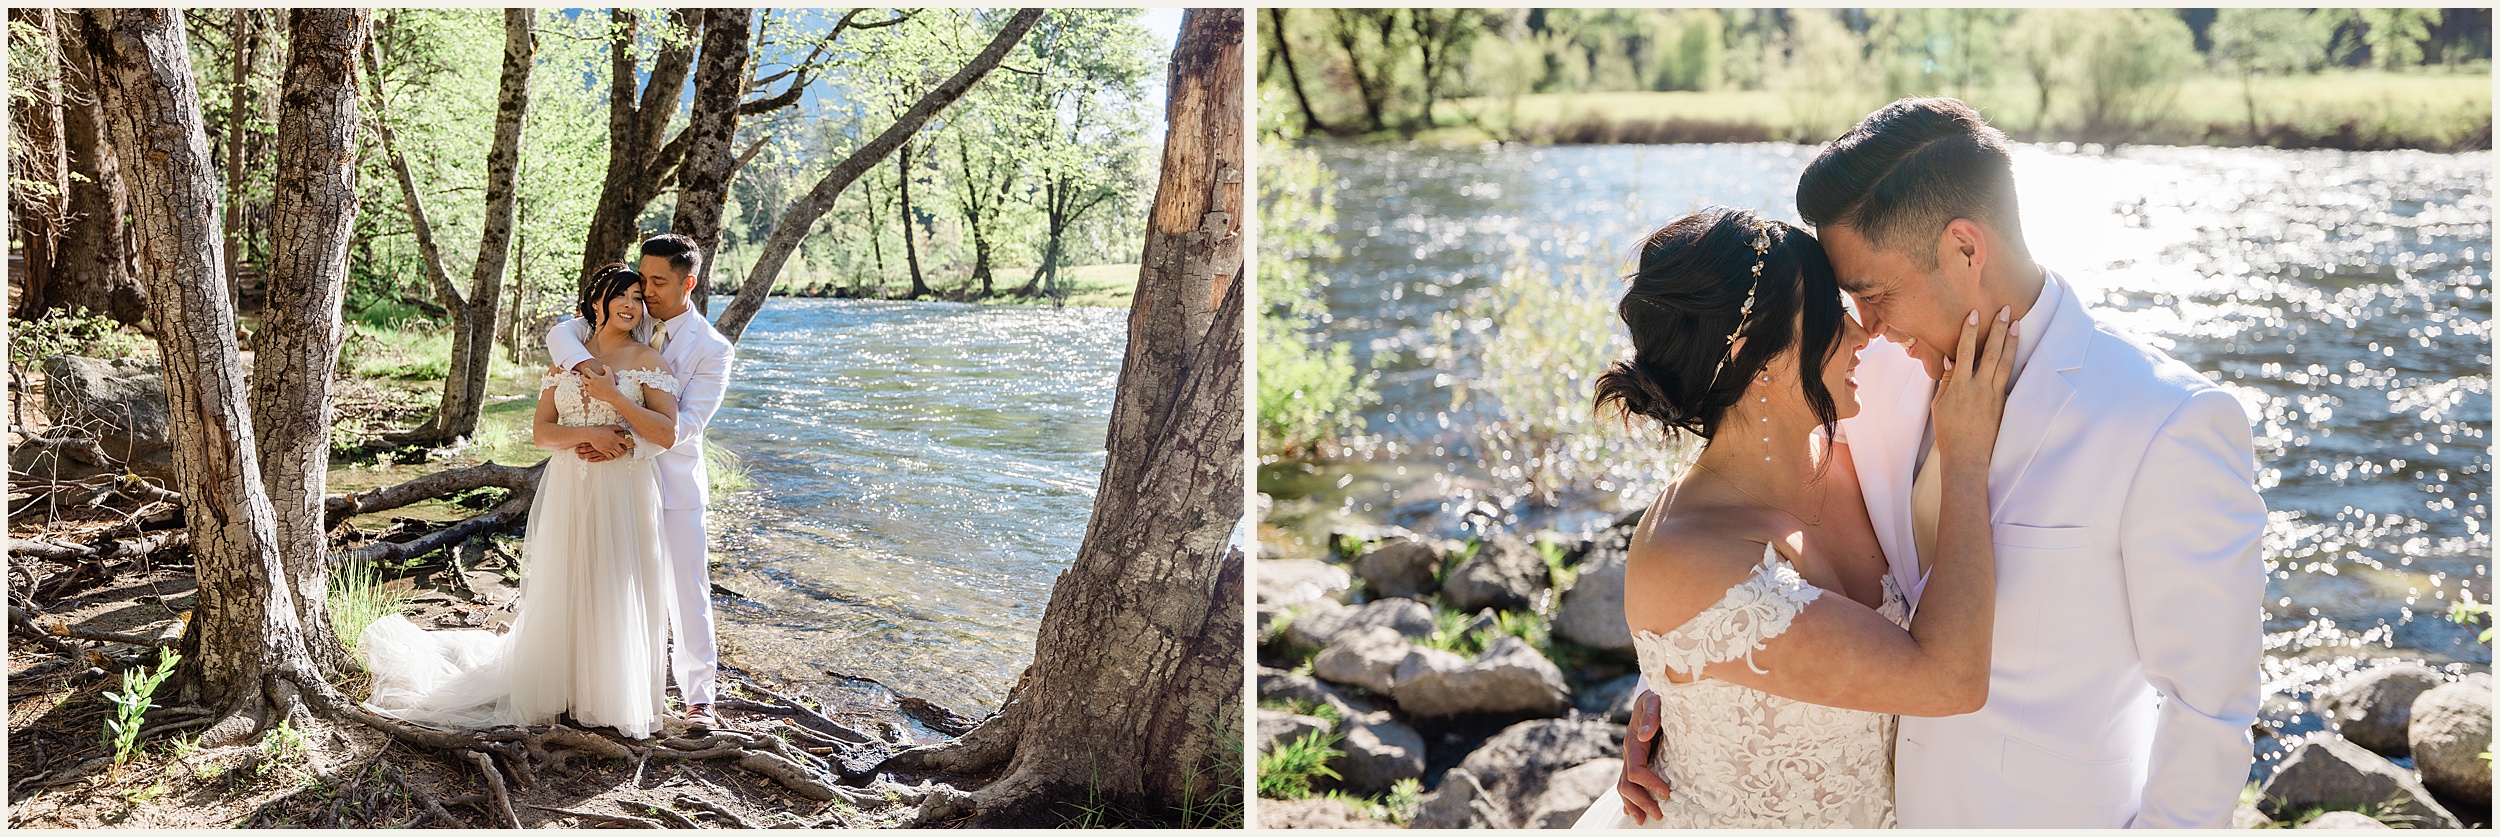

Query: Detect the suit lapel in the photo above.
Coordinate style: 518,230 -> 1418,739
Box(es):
1985,273 -> 2092,518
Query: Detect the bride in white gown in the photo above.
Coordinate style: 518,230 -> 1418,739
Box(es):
359,265 -> 685,740
1572,208 -> 2016,827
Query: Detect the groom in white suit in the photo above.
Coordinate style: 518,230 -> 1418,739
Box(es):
547,234 -> 737,729
1615,98 -> 2266,827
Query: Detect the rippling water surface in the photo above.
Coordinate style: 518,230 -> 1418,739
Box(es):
1264,143 -> 2491,750
702,300 -> 1124,714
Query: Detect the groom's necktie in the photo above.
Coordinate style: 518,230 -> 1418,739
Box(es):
651,320 -> 671,353
1911,434 -> 1943,576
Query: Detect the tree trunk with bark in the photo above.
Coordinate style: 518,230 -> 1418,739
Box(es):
220,9 -> 258,317
887,10 -> 1245,826
953,139 -> 1015,298
579,9 -> 700,281
73,7 -> 324,746
44,17 -> 151,328
1265,8 -> 1334,136
248,7 -> 370,676
669,7 -> 751,316
899,139 -> 931,299
10,9 -> 71,320
713,8 -> 1044,341
405,10 -> 532,444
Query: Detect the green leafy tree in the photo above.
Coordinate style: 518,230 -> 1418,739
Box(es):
2209,9 -> 2329,139
1013,8 -> 1154,298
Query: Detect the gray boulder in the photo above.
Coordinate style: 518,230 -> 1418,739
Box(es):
1313,625 -> 1416,695
1526,758 -> 1622,828
1335,713 -> 1427,796
1258,559 -> 1350,607
1412,768 -> 1497,830
2231,803 -> 2274,828
2299,811 -> 2392,829
1442,533 -> 1549,613
1260,796 -> 1393,829
20,356 -> 174,481
1259,709 -> 1333,754
1284,597 -> 1434,649
1392,635 -> 1572,718
2257,735 -> 2460,828
1357,537 -> 1443,600
1554,523 -> 1638,652
1410,718 -> 1622,828
2320,662 -> 2443,757
1576,673 -> 1644,723
2408,673 -> 2492,810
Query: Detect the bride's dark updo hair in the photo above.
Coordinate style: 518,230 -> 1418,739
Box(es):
577,263 -> 644,330
1594,206 -> 1847,441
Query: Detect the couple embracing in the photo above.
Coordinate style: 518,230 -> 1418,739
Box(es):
359,234 -> 737,740
1573,99 -> 2267,828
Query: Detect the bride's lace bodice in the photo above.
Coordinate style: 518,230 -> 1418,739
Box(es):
1627,543 -> 1909,828
540,369 -> 678,427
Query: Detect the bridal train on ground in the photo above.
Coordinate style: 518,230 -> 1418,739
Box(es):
359,369 -> 680,740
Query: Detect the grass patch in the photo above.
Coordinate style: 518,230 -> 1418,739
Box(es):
10,308 -> 152,369
705,440 -> 753,497
1535,537 -> 1579,591
1257,697 -> 1344,727
328,560 -> 407,661
342,322 -> 452,381
1255,729 -> 1344,800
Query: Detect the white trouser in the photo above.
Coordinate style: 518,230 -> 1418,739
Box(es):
662,506 -> 717,706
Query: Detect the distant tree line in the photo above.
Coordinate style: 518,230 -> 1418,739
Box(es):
1262,8 -> 2492,143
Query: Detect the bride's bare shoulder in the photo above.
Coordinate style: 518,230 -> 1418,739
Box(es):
614,343 -> 669,373
1623,500 -> 1781,626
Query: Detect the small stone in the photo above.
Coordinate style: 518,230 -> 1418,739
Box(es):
1257,558 -> 1350,607
2408,673 -> 2492,810
2257,735 -> 2461,829
1356,537 -> 1443,600
2231,803 -> 2274,829
1313,625 -> 1416,695
1440,534 -> 1549,613
1410,768 -> 1496,830
1409,719 -> 1621,828
1284,597 -> 1433,650
1526,758 -> 1622,828
1258,709 -> 1333,754
1554,521 -> 1638,652
2319,662 -> 2443,757
1259,796 -> 1394,829
1391,635 -> 1572,719
2299,811 -> 2391,829
1335,714 -> 1426,796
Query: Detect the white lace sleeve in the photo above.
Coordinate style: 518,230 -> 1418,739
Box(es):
538,373 -> 569,392
617,368 -> 680,395
1634,544 -> 1822,679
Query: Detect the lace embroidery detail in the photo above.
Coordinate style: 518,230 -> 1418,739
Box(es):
616,368 -> 679,395
1608,543 -> 1910,828
1636,545 -> 1821,678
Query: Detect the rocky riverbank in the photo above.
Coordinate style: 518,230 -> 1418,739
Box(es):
1254,503 -> 2493,829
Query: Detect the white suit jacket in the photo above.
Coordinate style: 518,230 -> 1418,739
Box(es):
1842,270 -> 2265,828
546,309 -> 735,511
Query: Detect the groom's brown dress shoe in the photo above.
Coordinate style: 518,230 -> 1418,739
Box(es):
683,705 -> 721,732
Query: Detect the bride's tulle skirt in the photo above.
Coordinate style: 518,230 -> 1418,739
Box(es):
360,453 -> 674,739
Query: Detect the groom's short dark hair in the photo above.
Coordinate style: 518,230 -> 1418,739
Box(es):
1796,97 -> 2028,265
640,233 -> 702,280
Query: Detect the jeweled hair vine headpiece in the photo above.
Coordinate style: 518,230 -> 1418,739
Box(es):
1702,225 -> 1775,390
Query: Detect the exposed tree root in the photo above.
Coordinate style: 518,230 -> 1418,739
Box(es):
675,792 -> 759,828
530,804 -> 663,828
381,763 -> 469,828
336,491 -> 532,568
465,750 -> 525,828
322,460 -> 543,525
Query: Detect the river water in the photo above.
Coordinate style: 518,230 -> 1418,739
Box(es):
700,299 -> 1124,716
1261,142 -> 2491,752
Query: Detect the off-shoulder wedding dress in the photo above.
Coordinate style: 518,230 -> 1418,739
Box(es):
359,369 -> 680,739
1573,543 -> 1910,828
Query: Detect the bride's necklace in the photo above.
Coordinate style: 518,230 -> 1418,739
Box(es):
1693,458 -> 1825,527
